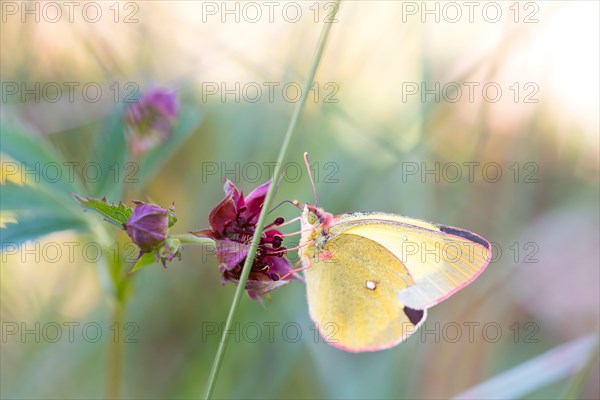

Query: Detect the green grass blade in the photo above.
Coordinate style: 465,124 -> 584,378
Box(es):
453,334 -> 598,400
203,2 -> 342,398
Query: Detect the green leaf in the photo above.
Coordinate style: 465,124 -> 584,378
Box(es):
136,106 -> 203,188
1,123 -> 93,246
1,182 -> 89,249
129,251 -> 156,273
1,216 -> 88,251
1,120 -> 84,194
87,106 -> 128,200
72,193 -> 132,228
2,181 -> 69,213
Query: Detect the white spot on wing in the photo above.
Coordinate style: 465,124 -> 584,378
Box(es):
365,280 -> 377,290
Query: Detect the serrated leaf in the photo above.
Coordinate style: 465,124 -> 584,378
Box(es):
72,193 -> 132,228
129,251 -> 156,273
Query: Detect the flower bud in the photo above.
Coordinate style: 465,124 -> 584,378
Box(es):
125,201 -> 169,252
157,237 -> 182,267
125,87 -> 179,158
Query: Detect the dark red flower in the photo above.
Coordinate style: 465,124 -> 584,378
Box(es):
193,179 -> 297,301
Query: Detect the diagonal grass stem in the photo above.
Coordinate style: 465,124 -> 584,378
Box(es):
203,2 -> 341,398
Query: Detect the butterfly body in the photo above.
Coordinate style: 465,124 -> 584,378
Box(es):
299,205 -> 491,352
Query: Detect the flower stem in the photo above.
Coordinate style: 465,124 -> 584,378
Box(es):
173,233 -> 216,247
106,300 -> 124,399
203,3 -> 341,398
103,239 -> 129,400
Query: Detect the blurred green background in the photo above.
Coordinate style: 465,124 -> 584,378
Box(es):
1,1 -> 598,399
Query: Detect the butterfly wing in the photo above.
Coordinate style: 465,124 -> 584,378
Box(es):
303,231 -> 427,352
329,212 -> 492,310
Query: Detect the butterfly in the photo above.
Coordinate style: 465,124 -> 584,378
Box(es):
295,154 -> 491,352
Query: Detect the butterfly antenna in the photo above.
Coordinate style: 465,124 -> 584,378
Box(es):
268,200 -> 301,214
304,152 -> 318,207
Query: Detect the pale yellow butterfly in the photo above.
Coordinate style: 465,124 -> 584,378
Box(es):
295,154 -> 491,352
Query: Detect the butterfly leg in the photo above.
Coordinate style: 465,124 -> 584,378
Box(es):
280,260 -> 312,281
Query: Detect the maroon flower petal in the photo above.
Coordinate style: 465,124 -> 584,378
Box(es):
208,195 -> 237,235
223,179 -> 243,208
190,229 -> 217,240
244,180 -> 270,210
264,256 -> 298,281
215,240 -> 250,270
242,180 -> 271,223
237,279 -> 291,301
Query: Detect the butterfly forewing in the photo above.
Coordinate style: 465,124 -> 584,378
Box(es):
331,213 -> 491,310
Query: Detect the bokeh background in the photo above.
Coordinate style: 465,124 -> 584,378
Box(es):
1,1 -> 598,399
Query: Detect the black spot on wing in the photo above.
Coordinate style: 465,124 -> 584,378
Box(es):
438,225 -> 490,250
403,306 -> 425,326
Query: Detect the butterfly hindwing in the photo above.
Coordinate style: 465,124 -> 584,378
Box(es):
304,232 -> 427,352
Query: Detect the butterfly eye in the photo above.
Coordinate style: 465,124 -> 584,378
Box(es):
308,212 -> 318,225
